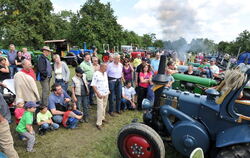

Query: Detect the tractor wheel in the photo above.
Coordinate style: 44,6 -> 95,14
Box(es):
216,143 -> 250,158
117,123 -> 165,158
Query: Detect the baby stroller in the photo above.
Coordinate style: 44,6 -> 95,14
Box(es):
2,79 -> 16,114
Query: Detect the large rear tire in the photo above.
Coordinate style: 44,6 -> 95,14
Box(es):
216,143 -> 250,158
117,123 -> 165,158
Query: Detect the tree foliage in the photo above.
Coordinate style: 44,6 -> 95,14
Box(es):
0,0 -> 54,49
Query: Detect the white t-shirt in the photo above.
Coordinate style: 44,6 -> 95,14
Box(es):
122,87 -> 136,100
91,71 -> 109,96
210,65 -> 219,74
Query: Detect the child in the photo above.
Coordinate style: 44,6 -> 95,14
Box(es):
71,67 -> 89,122
14,98 -> 26,140
121,81 -> 136,110
14,98 -> 25,124
62,102 -> 83,129
16,101 -> 38,152
165,66 -> 175,88
37,105 -> 59,135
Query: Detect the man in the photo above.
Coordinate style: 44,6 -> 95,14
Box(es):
209,58 -> 220,78
107,53 -> 123,115
14,59 -> 40,102
48,83 -> 78,124
80,53 -> 94,105
0,93 -> 19,158
7,44 -> 17,78
91,63 -> 109,130
22,48 -> 31,62
37,46 -> 52,106
151,52 -> 161,73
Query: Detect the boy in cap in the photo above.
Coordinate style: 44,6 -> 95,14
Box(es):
16,101 -> 38,152
71,67 -> 89,122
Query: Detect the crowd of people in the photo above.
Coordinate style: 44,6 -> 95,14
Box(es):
0,44 -> 166,156
0,44 -> 223,157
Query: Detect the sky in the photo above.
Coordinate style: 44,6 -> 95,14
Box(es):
51,0 -> 250,43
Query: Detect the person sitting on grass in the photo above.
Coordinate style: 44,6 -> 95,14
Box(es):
121,81 -> 136,111
37,105 -> 59,135
16,101 -> 38,152
62,102 -> 83,129
48,83 -> 72,124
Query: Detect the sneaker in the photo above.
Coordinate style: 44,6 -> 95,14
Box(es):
96,125 -> 102,130
108,112 -> 116,117
102,119 -> 109,124
116,111 -> 122,115
79,119 -> 84,123
84,118 -> 89,123
21,137 -> 27,141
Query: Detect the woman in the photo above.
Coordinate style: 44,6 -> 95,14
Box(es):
0,57 -> 10,82
15,51 -> 25,72
137,64 -> 152,110
122,58 -> 134,83
53,54 -> 70,91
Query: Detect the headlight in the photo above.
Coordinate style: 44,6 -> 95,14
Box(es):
142,98 -> 153,110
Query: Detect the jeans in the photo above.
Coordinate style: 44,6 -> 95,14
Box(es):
67,118 -> 78,129
9,65 -> 16,79
55,79 -> 68,92
52,115 -> 63,124
19,132 -> 35,152
87,81 -> 94,105
41,123 -> 59,130
137,86 -> 147,110
40,77 -> 51,106
121,98 -> 132,110
76,95 -> 88,117
108,79 -> 122,113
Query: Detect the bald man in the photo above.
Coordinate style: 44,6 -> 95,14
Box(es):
14,60 -> 40,102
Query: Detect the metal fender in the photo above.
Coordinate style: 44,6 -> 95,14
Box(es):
216,125 -> 250,147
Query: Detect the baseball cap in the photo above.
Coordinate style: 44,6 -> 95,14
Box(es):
210,58 -> 216,62
25,101 -> 39,108
142,57 -> 150,63
75,67 -> 84,74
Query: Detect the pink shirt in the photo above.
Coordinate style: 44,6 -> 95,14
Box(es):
14,108 -> 25,124
139,72 -> 152,88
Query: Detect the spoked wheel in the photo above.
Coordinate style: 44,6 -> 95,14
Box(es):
216,143 -> 250,158
117,123 -> 165,158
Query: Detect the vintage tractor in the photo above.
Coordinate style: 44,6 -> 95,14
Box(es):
117,55 -> 250,158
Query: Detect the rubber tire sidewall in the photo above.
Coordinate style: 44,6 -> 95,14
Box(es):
117,123 -> 165,158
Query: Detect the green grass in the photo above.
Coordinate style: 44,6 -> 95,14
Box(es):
10,66 -> 183,158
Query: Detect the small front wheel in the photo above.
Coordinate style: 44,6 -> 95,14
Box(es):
117,123 -> 165,158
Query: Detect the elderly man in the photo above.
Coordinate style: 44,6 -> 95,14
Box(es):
37,46 -> 52,106
91,63 -> 109,130
0,93 -> 19,158
80,53 -> 94,105
7,44 -> 17,79
107,53 -> 123,115
14,60 -> 39,102
48,83 -> 81,124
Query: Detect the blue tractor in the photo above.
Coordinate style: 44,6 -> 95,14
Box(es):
117,55 -> 250,158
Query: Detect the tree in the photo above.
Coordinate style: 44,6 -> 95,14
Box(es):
0,0 -> 54,48
153,40 -> 164,48
71,0 -> 123,50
